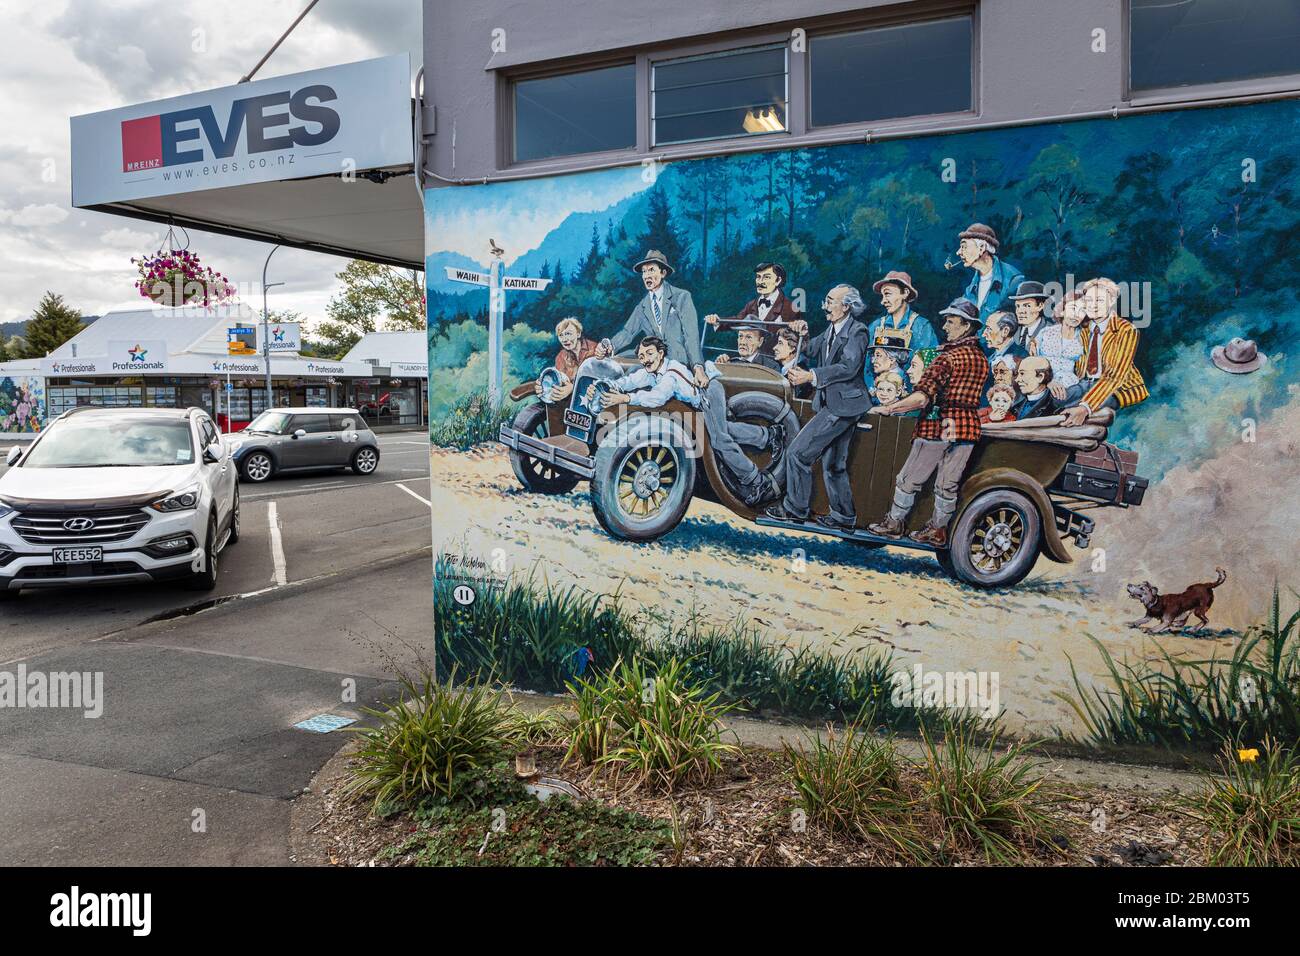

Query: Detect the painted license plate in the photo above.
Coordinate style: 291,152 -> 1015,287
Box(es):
52,547 -> 103,564
563,409 -> 593,431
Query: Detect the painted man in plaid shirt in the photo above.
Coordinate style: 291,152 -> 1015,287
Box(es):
868,297 -> 990,548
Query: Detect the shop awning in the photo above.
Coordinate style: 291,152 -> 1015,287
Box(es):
70,56 -> 422,269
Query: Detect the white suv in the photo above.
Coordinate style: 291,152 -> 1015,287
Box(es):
0,406 -> 239,600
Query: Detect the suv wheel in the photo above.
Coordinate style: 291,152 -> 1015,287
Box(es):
944,488 -> 1042,589
241,451 -> 274,483
183,514 -> 220,592
590,415 -> 695,542
227,487 -> 241,545
351,446 -> 380,475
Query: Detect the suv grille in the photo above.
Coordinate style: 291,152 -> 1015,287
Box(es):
10,508 -> 151,545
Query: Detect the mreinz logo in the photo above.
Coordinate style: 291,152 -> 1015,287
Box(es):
121,84 -> 341,174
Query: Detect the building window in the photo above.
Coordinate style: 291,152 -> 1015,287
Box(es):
652,44 -> 788,146
810,16 -> 973,128
1131,0 -> 1300,92
513,63 -> 636,162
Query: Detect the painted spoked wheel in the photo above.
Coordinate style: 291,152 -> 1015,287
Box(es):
945,488 -> 1042,589
508,402 -> 580,494
241,451 -> 274,483
351,446 -> 380,475
227,487 -> 241,544
590,416 -> 695,542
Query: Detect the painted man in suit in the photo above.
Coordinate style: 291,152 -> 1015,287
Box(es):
715,324 -> 781,371
1061,277 -> 1149,427
598,249 -> 708,387
763,284 -> 873,531
956,223 -> 1024,322
1012,356 -> 1063,420
704,261 -> 802,348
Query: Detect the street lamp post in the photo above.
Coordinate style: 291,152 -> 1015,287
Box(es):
261,244 -> 283,412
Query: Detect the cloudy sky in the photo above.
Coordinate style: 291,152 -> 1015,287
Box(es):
0,0 -> 421,326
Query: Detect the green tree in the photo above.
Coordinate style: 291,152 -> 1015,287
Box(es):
19,292 -> 85,358
318,260 -> 426,357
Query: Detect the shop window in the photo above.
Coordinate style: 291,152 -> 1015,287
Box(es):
1131,0 -> 1300,92
810,16 -> 973,127
513,63 -> 636,162
653,44 -> 788,146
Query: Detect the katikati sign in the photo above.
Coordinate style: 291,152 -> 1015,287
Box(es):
71,55 -> 412,208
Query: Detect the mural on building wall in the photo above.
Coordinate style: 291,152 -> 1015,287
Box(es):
424,99 -> 1294,735
0,376 -> 45,434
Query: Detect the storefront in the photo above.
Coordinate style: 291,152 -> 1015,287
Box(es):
341,332 -> 428,427
1,305 -> 373,434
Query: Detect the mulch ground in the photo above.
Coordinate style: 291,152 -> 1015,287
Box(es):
301,742 -> 1208,867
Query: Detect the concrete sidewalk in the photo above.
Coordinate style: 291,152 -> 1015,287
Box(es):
0,550 -> 432,866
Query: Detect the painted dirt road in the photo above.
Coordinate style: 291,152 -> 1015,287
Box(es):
430,444 -> 1240,737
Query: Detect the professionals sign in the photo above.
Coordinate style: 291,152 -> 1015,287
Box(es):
71,55 -> 412,207
41,340 -> 169,377
258,322 -> 302,354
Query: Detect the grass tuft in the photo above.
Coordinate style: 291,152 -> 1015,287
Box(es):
564,657 -> 739,792
1182,737 -> 1300,866
430,390 -> 517,450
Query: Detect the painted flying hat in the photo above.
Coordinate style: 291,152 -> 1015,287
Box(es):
871,270 -> 919,301
939,296 -> 984,327
1211,337 -> 1269,375
1008,280 -> 1052,301
632,249 -> 674,275
958,223 -> 999,251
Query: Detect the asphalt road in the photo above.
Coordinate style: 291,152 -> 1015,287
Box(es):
0,431 -> 435,865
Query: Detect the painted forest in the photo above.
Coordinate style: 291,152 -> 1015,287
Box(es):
425,98 -> 1298,476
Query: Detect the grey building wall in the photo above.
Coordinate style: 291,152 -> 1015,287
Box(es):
419,0 -> 1293,187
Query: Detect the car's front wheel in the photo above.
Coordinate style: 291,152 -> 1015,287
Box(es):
226,486 -> 241,545
241,451 -> 274,483
508,402 -> 580,495
943,488 -> 1042,589
590,415 -> 695,542
182,514 -> 220,592
351,446 -> 380,475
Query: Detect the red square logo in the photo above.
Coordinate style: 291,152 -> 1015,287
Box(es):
121,115 -> 162,173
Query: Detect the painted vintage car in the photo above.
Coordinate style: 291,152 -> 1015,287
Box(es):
499,350 -> 1147,589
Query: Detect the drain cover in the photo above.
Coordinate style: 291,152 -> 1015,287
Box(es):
294,714 -> 357,733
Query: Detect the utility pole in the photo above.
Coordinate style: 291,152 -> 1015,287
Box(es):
261,244 -> 283,413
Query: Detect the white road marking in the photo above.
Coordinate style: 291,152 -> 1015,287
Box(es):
295,480 -> 348,491
267,501 -> 288,586
395,482 -> 431,508
241,475 -> 429,501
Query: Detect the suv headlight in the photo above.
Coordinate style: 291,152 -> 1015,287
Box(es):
0,500 -> 12,520
150,485 -> 201,513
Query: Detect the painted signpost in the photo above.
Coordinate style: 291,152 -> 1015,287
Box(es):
443,252 -> 550,404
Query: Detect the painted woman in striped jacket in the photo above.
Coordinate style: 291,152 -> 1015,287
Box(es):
1060,277 -> 1149,427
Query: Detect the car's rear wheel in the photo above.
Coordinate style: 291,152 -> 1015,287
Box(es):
590,415 -> 695,542
351,446 -> 380,475
944,488 -> 1042,589
241,451 -> 274,483
508,402 -> 580,494
182,514 -> 220,592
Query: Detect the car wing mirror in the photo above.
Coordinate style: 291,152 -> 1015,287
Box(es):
293,428 -> 307,439
5,446 -> 22,467
202,444 -> 222,464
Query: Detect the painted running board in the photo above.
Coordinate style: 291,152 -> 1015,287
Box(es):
752,516 -> 940,553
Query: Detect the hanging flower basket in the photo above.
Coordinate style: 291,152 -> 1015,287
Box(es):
131,227 -> 236,306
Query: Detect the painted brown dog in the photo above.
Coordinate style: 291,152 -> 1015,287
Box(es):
1126,569 -> 1227,633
